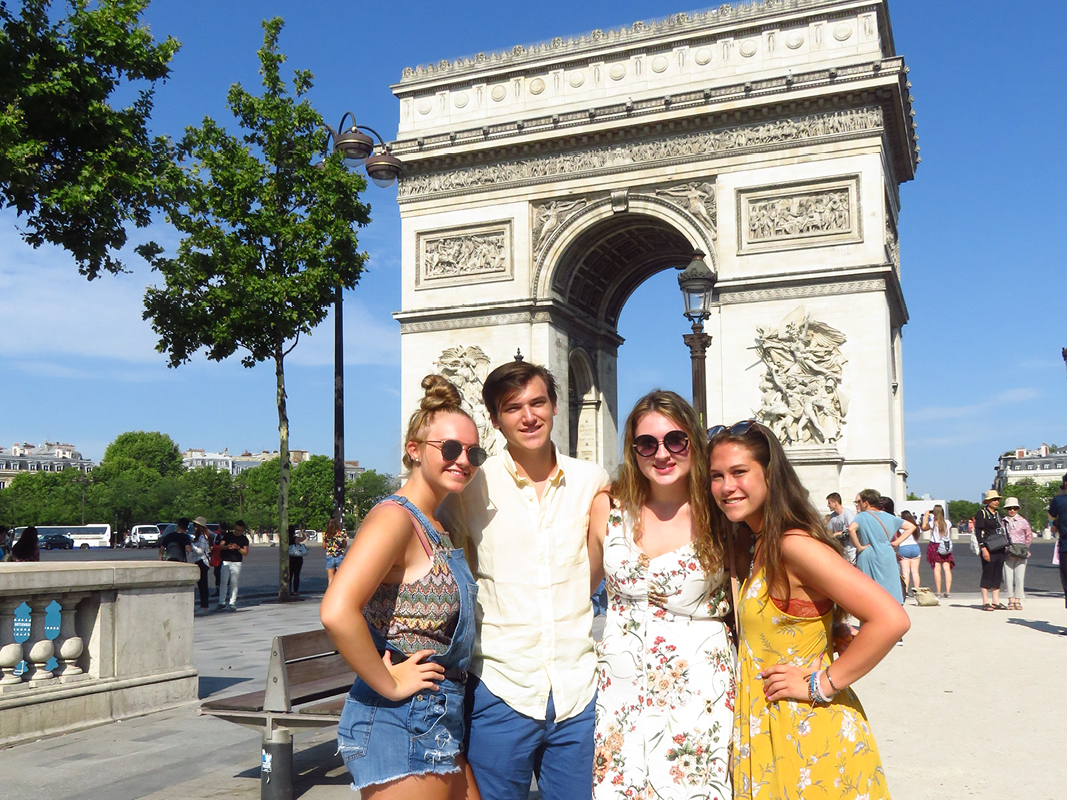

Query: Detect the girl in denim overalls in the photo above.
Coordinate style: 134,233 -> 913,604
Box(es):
321,375 -> 484,799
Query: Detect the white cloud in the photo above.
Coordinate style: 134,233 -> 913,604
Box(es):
908,387 -> 1040,423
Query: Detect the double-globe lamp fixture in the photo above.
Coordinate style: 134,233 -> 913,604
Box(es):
323,113 -> 404,526
676,251 -> 717,428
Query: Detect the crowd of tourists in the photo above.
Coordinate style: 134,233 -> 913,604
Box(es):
317,359 -> 912,800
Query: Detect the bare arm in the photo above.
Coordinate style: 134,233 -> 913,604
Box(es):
587,491 -> 611,593
760,534 -> 910,703
847,520 -> 865,553
891,520 -> 917,546
320,503 -> 444,701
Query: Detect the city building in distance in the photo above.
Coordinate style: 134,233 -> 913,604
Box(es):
0,442 -> 95,489
993,443 -> 1067,491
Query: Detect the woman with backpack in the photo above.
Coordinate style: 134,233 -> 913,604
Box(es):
922,505 -> 954,598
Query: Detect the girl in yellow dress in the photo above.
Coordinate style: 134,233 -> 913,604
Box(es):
706,421 -> 910,800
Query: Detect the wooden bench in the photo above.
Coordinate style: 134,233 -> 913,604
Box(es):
198,629 -> 356,800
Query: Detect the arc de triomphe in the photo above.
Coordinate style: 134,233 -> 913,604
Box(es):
388,0 -> 918,501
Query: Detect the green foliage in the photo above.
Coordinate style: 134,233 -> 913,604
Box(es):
347,470 -> 400,525
906,492 -> 921,501
139,18 -> 372,598
1001,479 -> 1056,532
101,430 -> 183,477
290,455 -> 334,532
948,499 -> 981,525
0,0 -> 180,277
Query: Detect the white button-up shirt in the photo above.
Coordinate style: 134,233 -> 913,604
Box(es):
440,445 -> 608,722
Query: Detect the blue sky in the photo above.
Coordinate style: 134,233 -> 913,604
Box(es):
1,0 -> 1064,501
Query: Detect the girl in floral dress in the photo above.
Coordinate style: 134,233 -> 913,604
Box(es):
588,391 -> 734,800
707,421 -> 910,800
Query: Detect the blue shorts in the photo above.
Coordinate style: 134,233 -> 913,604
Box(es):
898,543 -> 921,559
325,554 -> 344,570
337,676 -> 466,790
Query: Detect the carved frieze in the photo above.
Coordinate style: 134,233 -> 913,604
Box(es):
738,176 -> 861,254
654,182 -> 716,239
433,345 -> 497,455
416,221 -> 513,289
399,107 -> 883,199
754,306 -> 848,447
532,199 -> 588,259
885,217 -> 899,273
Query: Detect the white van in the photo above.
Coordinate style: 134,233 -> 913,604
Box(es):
130,524 -> 161,548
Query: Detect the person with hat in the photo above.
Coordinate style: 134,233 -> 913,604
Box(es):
974,490 -> 1007,611
189,517 -> 213,614
1001,497 -> 1033,610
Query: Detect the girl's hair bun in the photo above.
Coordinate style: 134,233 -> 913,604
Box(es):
420,374 -> 463,413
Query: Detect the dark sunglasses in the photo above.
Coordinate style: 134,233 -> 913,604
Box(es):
707,420 -> 759,439
424,439 -> 488,467
632,430 -> 690,458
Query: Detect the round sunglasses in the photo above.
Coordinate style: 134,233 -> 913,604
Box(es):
632,430 -> 690,458
707,419 -> 759,439
423,439 -> 488,467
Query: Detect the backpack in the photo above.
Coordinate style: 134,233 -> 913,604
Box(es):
165,536 -> 187,562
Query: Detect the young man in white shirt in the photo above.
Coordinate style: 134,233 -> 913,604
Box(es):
827,492 -> 857,563
441,359 -> 608,800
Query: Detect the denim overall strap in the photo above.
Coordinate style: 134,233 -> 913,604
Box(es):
434,545 -> 478,673
383,494 -> 443,549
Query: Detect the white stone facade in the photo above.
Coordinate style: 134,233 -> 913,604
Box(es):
389,0 -> 917,503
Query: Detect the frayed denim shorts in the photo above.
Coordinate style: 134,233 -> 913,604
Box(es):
337,675 -> 466,790
324,554 -> 345,571
898,543 -> 921,559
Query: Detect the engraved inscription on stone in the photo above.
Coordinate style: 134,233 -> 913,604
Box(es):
754,306 -> 848,447
434,345 -> 497,455
738,176 -> 861,253
417,222 -> 513,288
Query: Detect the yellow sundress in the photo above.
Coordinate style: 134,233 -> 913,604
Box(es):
731,566 -> 890,799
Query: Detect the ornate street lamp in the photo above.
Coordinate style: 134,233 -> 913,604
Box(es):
324,113 -> 403,526
676,251 -> 717,426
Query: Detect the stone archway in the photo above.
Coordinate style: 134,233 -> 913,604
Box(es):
391,0 -> 918,500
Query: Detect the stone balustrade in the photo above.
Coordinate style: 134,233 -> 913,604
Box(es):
0,561 -> 200,746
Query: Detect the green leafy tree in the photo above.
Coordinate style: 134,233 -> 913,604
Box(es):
906,492 -> 921,501
1001,479 -> 1056,532
139,18 -> 371,599
101,430 -> 183,477
346,470 -> 399,526
948,499 -> 981,526
236,458 -> 282,533
174,466 -> 237,522
291,455 -> 334,533
0,0 -> 179,277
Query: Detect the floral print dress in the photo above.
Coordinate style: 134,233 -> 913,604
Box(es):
594,503 -> 734,800
732,567 -> 890,799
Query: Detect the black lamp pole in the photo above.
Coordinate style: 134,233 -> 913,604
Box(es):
333,282 -> 345,521
676,251 -> 717,427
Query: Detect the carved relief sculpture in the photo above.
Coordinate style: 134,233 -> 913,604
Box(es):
417,222 -> 513,288
655,181 -> 717,239
532,198 -> 588,257
434,345 -> 497,455
747,188 -> 849,241
753,306 -> 849,446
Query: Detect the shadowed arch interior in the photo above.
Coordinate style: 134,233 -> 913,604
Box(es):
550,213 -> 694,329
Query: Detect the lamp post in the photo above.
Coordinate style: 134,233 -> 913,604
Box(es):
676,251 -> 717,426
323,114 -> 403,528
1062,347 -> 1066,380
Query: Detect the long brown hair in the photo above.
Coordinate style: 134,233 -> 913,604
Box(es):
932,504 -> 948,536
613,390 -> 721,574
708,422 -> 842,602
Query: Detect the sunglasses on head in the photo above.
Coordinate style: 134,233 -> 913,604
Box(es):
707,419 -> 759,439
632,430 -> 690,458
423,439 -> 488,467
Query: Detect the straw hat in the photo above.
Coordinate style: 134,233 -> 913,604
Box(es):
982,489 -> 1002,504
1002,496 -> 1021,509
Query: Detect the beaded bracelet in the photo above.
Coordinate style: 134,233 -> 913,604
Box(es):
824,667 -> 840,694
808,670 -> 833,705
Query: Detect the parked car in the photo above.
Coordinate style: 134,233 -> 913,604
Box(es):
40,532 -> 75,550
130,524 -> 161,548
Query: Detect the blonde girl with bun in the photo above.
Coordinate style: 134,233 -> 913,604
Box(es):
321,375 -> 486,799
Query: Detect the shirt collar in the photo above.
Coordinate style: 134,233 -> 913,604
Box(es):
501,443 -> 565,486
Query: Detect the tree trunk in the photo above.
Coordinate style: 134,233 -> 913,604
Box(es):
276,349 -> 291,601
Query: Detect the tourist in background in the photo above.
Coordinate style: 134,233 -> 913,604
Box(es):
1001,497 -> 1032,610
320,375 -> 483,799
974,490 -> 1007,611
7,526 -> 39,562
323,515 -> 347,585
826,492 -> 856,563
587,391 -> 733,799
1048,474 -> 1067,633
216,520 -> 249,612
848,490 -> 910,605
287,525 -> 307,596
189,519 -> 212,613
708,421 -> 908,800
893,510 -> 923,598
159,517 -> 192,563
210,523 -> 224,596
922,505 -> 954,598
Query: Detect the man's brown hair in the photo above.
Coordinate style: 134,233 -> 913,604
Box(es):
481,361 -> 558,420
826,492 -> 843,505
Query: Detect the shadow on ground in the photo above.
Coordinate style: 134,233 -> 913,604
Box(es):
199,675 -> 253,699
1006,618 -> 1067,636
236,739 -> 350,798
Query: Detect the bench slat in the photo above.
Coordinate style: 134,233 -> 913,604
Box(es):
298,696 -> 346,716
201,689 -> 266,713
288,672 -> 356,707
278,629 -> 339,661
285,652 -> 352,688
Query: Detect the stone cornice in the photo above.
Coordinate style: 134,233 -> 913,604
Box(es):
393,0 -> 892,90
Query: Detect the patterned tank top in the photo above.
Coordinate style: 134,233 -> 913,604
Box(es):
363,520 -> 461,656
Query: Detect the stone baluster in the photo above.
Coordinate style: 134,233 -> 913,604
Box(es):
0,599 -> 25,689
25,597 -> 56,685
55,593 -> 88,680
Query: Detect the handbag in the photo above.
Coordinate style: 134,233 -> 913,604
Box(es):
913,587 -> 939,607
1006,543 -> 1030,559
969,532 -> 980,555
983,531 -> 1008,553
288,542 -> 308,557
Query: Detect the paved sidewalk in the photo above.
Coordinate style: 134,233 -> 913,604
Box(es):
1,591 -> 1064,799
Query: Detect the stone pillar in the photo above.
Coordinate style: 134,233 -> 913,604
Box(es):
55,593 -> 88,680
25,600 -> 55,685
0,599 -> 24,688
